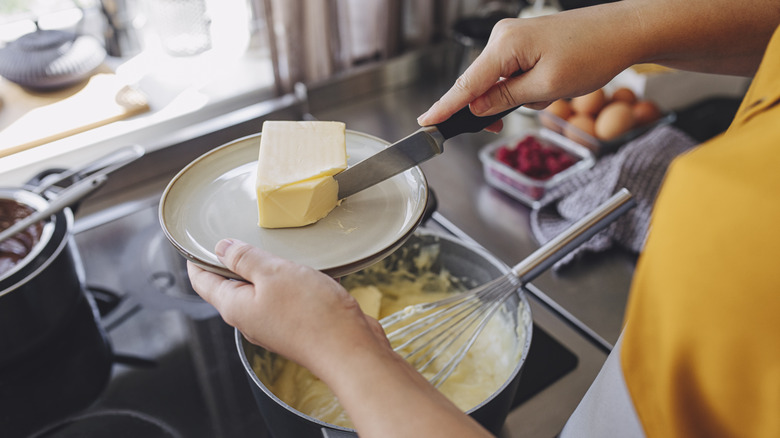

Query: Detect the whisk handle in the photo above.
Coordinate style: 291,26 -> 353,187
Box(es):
511,188 -> 636,282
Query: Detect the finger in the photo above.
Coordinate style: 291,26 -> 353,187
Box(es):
522,100 -> 554,111
186,261 -> 224,304
187,260 -> 249,308
187,260 -> 258,329
473,63 -> 562,114
215,238 -> 282,285
418,50 -> 519,126
483,119 -> 504,134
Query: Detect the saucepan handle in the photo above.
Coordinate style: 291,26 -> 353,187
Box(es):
0,173 -> 107,244
31,144 -> 144,196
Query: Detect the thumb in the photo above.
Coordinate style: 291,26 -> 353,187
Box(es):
215,238 -> 270,283
418,55 -> 506,126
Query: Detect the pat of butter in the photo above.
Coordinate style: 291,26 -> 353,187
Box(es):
349,286 -> 382,319
256,121 -> 347,228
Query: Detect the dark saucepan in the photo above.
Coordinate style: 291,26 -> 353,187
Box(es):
0,192 -> 83,367
1,146 -> 142,367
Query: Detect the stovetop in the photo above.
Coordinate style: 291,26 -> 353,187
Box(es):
12,196 -> 585,438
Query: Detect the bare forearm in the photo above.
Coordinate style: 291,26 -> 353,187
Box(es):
622,0 -> 780,76
419,0 -> 780,126
315,343 -> 493,438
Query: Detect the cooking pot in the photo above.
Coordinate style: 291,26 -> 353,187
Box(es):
1,147 -> 143,437
0,145 -> 143,366
0,192 -> 113,437
0,193 -> 85,366
236,229 -> 533,437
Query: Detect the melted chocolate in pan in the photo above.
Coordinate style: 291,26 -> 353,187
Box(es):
0,199 -> 44,276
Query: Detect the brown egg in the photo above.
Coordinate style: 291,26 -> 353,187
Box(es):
564,114 -> 598,149
632,100 -> 662,126
595,102 -> 635,141
570,89 -> 606,116
540,99 -> 573,132
611,87 -> 637,105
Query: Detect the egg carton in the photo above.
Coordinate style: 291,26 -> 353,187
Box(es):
538,110 -> 675,157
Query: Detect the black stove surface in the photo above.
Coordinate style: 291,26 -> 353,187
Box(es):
16,202 -> 577,438
1,290 -> 113,437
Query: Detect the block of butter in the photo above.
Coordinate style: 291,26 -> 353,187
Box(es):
256,120 -> 347,228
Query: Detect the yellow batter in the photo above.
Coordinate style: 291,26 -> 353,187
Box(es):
252,242 -> 525,428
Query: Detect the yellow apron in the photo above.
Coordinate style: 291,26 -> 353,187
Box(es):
621,25 -> 780,438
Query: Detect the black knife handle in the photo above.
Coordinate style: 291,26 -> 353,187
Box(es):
435,104 -> 521,140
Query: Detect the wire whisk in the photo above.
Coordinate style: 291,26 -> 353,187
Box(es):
380,189 -> 636,387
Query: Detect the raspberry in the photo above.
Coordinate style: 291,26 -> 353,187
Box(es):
510,135 -> 580,181
495,146 -> 516,167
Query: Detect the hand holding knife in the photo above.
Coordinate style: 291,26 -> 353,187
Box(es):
334,104 -> 520,199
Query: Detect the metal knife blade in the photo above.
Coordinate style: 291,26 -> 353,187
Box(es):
334,103 -> 521,200
334,126 -> 445,200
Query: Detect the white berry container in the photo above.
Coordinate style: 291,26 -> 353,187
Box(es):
479,129 -> 594,208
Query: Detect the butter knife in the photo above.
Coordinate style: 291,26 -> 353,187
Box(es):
334,104 -> 519,199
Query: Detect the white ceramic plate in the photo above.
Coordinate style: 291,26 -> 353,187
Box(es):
159,130 -> 428,279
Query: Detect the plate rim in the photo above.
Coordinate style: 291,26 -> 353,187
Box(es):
159,130 -> 428,280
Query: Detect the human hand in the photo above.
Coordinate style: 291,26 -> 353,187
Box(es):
188,240 -> 494,438
418,6 -> 638,130
186,239 -> 389,377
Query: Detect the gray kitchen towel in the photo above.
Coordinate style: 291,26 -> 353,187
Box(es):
530,124 -> 698,269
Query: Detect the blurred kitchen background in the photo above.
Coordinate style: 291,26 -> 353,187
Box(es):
0,0 -> 640,176
0,0 -> 481,177
0,0 -> 747,180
